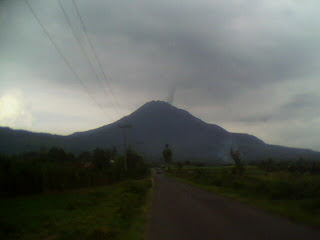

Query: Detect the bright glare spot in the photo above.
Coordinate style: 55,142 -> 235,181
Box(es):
0,90 -> 33,129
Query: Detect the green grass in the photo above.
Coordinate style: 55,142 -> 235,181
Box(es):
0,179 -> 152,240
167,167 -> 320,228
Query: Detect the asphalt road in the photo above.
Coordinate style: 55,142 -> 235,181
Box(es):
146,174 -> 320,240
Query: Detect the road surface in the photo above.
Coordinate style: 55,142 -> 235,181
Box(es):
146,174 -> 320,240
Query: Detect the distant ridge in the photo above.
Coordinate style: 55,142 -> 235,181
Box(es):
1,100 -> 320,163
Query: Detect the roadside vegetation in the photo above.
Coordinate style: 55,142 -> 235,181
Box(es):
0,147 -> 151,239
0,147 -> 149,196
168,156 -> 320,227
0,179 -> 151,240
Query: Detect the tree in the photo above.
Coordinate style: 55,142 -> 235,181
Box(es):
175,162 -> 183,170
48,147 -> 67,162
92,148 -> 110,169
126,148 -> 144,169
230,148 -> 244,175
78,151 -> 92,162
111,146 -> 118,160
184,160 -> 191,166
162,144 -> 173,164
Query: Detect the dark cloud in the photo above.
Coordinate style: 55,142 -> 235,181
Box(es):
75,0 -> 320,105
277,93 -> 320,121
237,115 -> 270,123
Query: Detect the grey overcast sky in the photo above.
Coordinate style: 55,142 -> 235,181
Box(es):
0,0 -> 320,150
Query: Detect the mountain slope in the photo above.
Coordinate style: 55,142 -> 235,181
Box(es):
0,127 -> 64,154
1,100 -> 319,162
66,101 -> 233,161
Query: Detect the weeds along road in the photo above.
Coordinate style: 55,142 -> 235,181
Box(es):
146,174 -> 320,240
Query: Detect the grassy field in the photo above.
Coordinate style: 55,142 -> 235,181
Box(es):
168,166 -> 320,228
0,178 -> 152,240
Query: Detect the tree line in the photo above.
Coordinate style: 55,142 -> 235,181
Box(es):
0,146 -> 150,197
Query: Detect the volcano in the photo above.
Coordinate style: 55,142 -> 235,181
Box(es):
1,100 -> 319,163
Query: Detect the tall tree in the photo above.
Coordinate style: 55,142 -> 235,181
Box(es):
163,144 -> 173,164
230,148 -> 244,175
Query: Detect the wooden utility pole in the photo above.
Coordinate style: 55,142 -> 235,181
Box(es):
118,123 -> 132,170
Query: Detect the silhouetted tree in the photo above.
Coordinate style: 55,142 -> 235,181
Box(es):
78,151 -> 92,162
111,146 -> 118,159
230,148 -> 244,175
162,144 -> 173,164
176,162 -> 183,170
93,148 -> 110,169
126,148 -> 144,169
48,147 -> 67,162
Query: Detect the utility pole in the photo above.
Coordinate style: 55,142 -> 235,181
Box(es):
118,123 -> 132,170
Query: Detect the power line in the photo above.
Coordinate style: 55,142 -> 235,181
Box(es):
24,0 -> 110,118
58,0 -> 117,119
72,0 -> 121,115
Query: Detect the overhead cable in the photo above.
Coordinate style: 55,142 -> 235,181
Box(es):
24,0 -> 110,118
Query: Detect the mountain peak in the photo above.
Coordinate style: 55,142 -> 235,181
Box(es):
139,100 -> 174,109
144,100 -> 171,105
125,100 -> 203,125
